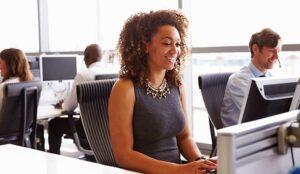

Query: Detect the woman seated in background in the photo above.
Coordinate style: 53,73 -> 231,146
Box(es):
0,48 -> 33,109
109,9 -> 217,174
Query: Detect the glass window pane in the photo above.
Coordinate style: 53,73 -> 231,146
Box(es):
190,0 -> 300,47
99,0 -> 178,50
48,0 -> 98,52
48,0 -> 178,51
0,0 -> 39,52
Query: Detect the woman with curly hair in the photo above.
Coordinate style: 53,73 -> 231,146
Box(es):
0,48 -> 33,110
109,9 -> 217,174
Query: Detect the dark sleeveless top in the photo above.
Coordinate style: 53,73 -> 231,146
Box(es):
133,83 -> 185,164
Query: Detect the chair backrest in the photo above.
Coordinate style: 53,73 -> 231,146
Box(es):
198,72 -> 232,129
0,80 -> 42,147
95,73 -> 118,80
77,79 -> 117,167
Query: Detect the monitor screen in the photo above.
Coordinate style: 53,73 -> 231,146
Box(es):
238,77 -> 298,124
40,55 -> 77,82
27,56 -> 40,79
290,78 -> 300,111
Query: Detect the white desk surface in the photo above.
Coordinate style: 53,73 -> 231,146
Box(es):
0,144 -> 139,174
38,105 -> 62,120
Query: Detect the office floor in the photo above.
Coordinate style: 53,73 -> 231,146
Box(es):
44,130 -> 85,159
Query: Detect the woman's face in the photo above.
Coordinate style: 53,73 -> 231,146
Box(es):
0,58 -> 7,77
146,25 -> 181,72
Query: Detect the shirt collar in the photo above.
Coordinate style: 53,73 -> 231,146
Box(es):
248,61 -> 272,77
88,61 -> 102,68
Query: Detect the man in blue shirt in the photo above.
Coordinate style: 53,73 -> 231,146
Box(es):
220,28 -> 282,127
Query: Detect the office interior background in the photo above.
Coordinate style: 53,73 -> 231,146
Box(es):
1,0 -> 300,153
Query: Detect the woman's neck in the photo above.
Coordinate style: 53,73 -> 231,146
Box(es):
147,71 -> 166,88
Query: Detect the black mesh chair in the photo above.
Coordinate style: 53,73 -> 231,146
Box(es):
77,79 -> 117,166
198,72 -> 232,157
0,80 -> 42,148
65,73 -> 119,159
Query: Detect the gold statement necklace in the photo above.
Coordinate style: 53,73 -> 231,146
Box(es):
145,78 -> 171,99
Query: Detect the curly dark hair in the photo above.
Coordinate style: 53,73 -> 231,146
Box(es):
117,9 -> 189,87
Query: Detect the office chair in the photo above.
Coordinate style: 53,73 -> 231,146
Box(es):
0,80 -> 42,148
64,73 -> 119,160
95,73 -> 118,80
198,72 -> 232,157
77,79 -> 118,167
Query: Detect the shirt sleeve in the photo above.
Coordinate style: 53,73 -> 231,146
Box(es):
227,76 -> 250,111
221,73 -> 251,127
62,74 -> 85,111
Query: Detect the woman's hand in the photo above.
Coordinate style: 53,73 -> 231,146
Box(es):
175,160 -> 217,174
208,156 -> 218,164
52,99 -> 63,109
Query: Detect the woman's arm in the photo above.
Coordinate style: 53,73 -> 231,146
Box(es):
109,79 -> 216,174
177,83 -> 204,161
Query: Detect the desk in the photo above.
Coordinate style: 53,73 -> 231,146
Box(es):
0,144 -> 139,174
37,105 -> 81,120
38,105 -> 62,120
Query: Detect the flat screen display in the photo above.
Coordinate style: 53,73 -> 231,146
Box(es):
239,77 -> 298,124
40,55 -> 77,81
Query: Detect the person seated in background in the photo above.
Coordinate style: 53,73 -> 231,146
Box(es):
0,48 -> 33,110
220,28 -> 282,127
109,9 -> 217,174
48,44 -> 103,159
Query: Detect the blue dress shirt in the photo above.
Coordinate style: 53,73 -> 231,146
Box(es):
220,61 -> 271,127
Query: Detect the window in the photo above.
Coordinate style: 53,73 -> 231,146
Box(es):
190,0 -> 300,47
188,0 -> 300,145
99,0 -> 178,50
48,0 -> 178,51
48,0 -> 99,52
0,0 -> 39,52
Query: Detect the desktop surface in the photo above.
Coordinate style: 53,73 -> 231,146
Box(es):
37,105 -> 62,120
0,144 -> 139,174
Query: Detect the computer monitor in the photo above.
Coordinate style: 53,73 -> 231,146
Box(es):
218,110 -> 300,174
40,55 -> 77,82
27,56 -> 40,79
238,77 -> 298,124
290,78 -> 300,111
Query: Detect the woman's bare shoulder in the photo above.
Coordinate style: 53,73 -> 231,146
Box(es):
114,78 -> 134,89
111,78 -> 135,96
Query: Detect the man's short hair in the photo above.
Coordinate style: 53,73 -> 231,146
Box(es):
84,44 -> 102,61
249,28 -> 281,58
